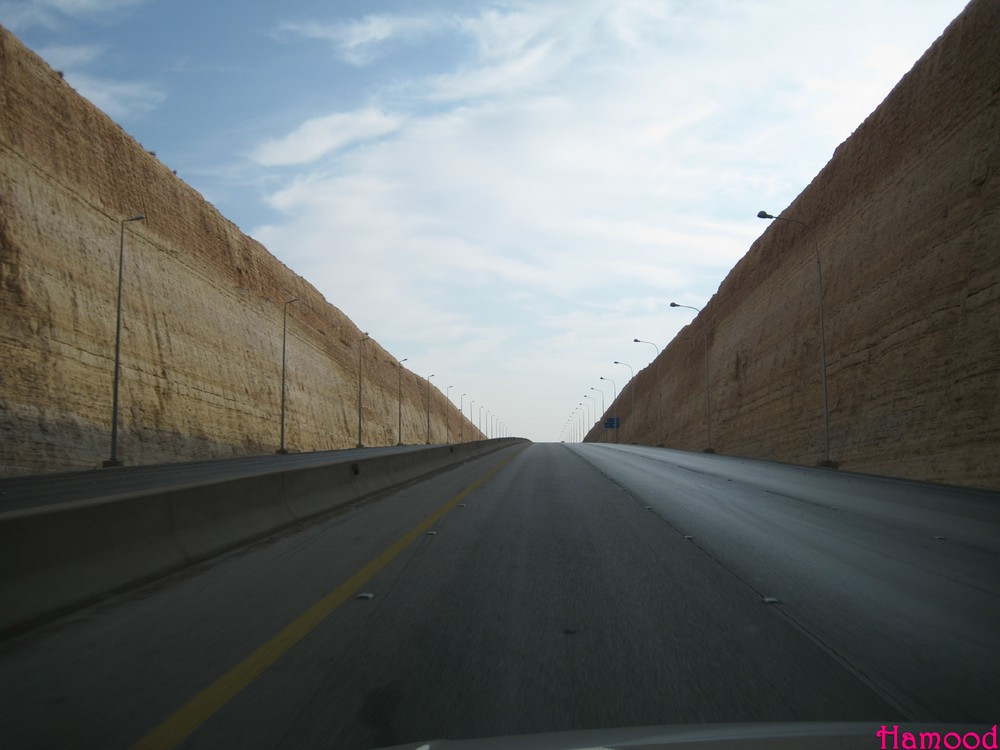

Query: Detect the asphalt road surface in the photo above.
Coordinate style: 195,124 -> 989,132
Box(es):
0,442 -> 996,749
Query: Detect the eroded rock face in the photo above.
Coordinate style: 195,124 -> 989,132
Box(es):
0,25 -> 482,475
587,0 -> 1000,489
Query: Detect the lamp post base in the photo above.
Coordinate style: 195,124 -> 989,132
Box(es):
818,459 -> 839,469
102,458 -> 123,468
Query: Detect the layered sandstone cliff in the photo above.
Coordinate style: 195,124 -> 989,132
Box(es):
0,25 -> 482,475
588,0 -> 1000,489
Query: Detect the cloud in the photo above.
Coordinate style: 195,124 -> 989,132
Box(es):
27,38 -> 164,124
276,15 -> 441,66
0,0 -> 146,29
37,43 -> 104,68
61,71 -> 164,120
251,108 -> 403,167
42,0 -> 143,11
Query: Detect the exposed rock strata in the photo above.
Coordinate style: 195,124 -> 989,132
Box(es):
587,0 -> 1000,489
0,25 -> 481,475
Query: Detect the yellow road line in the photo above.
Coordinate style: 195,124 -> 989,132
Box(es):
131,445 -> 525,750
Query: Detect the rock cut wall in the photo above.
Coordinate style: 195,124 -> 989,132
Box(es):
588,0 -> 1000,489
0,25 -> 482,475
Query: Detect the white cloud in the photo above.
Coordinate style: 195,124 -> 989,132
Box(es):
252,109 -> 403,167
27,42 -> 164,124
0,0 -> 145,29
43,0 -> 142,12
64,71 -> 164,120
277,15 -> 440,66
37,43 -> 104,68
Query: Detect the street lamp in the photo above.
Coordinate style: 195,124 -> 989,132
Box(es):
459,393 -> 466,443
277,296 -> 299,454
446,386 -> 453,444
397,358 -> 408,445
599,376 -> 617,401
357,332 -> 370,448
469,400 -> 475,441
614,360 -> 635,443
601,376 -> 618,443
634,339 -> 663,446
583,393 -> 603,440
591,386 -> 606,442
426,374 -> 435,444
104,213 -> 145,468
758,210 -> 835,467
670,302 -> 713,453
590,386 -> 605,415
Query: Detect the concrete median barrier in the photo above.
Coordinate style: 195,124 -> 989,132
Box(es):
0,439 -> 526,636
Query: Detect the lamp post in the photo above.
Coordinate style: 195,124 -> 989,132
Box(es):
584,394 -> 598,440
469,399 -> 475,441
670,302 -> 713,453
634,339 -> 662,446
446,386 -> 453,444
277,296 -> 299,454
590,386 -> 605,415
459,393 -> 466,443
357,332 -> 370,448
479,405 -> 485,437
600,376 -> 618,443
590,386 -> 605,416
591,386 -> 606,442
757,210 -> 835,467
104,213 -> 145,468
599,376 -> 617,401
426,374 -> 435,444
397,358 -> 408,445
614,360 -> 635,443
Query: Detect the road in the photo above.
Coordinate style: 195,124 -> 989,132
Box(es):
0,442 -> 996,749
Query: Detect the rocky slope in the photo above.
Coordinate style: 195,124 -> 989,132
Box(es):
0,25 -> 481,475
587,0 -> 999,489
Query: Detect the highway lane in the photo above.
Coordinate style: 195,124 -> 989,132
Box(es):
0,442 -> 994,749
0,444 -> 440,512
569,444 -> 1000,722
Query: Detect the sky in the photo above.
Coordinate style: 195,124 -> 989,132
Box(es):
1,0 -> 970,443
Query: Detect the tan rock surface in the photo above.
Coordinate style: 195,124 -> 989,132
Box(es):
587,0 -> 1000,489
0,25 -> 481,475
